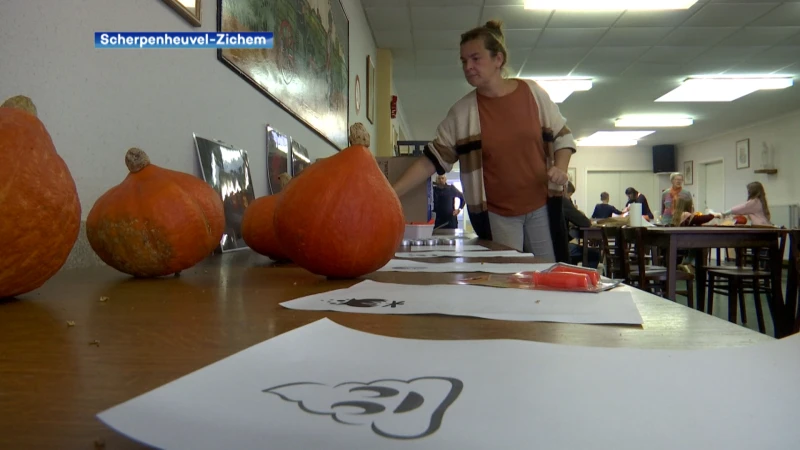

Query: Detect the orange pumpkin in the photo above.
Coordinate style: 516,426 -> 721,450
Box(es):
274,145 -> 404,278
241,194 -> 290,262
86,148 -> 224,277
734,215 -> 747,225
0,95 -> 81,298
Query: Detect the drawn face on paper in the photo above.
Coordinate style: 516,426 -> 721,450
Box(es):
264,377 -> 463,440
327,298 -> 386,307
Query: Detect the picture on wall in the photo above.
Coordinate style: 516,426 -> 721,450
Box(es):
567,167 -> 576,188
366,55 -> 375,124
218,0 -> 350,149
267,125 -> 292,195
291,139 -> 311,177
193,134 -> 256,253
736,139 -> 750,169
683,160 -> 693,185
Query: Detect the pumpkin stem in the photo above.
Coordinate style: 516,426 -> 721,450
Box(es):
1,95 -> 37,117
125,148 -> 151,173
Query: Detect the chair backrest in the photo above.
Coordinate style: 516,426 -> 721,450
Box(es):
599,225 -> 623,279
786,229 -> 800,334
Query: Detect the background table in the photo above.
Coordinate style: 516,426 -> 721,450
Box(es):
0,241 -> 772,449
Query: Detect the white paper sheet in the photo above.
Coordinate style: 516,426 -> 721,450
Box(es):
97,318 -> 800,450
378,259 -> 553,273
395,250 -> 530,258
405,245 -> 488,252
279,280 -> 642,325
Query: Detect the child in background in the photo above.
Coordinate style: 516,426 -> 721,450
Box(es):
671,197 -> 716,227
715,181 -> 772,226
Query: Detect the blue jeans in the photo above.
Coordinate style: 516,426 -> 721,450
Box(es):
488,206 -> 555,262
569,243 -> 600,269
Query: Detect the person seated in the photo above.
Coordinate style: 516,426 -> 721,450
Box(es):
563,182 -> 600,269
671,197 -> 715,227
592,192 -> 623,219
715,181 -> 772,226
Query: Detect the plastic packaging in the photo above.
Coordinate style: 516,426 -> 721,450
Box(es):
459,263 -> 620,293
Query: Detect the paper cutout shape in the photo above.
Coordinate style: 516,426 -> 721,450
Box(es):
264,377 -> 463,440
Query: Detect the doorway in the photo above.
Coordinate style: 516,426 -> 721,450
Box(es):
699,160 -> 725,213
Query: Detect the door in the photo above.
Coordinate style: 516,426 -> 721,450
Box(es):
700,161 -> 724,213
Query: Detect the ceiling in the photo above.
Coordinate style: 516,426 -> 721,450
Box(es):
361,0 -> 800,147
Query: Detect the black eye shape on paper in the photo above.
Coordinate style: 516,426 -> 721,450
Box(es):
264,377 -> 463,440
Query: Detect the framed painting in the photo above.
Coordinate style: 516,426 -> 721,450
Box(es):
162,0 -> 202,27
366,55 -> 375,124
736,139 -> 750,169
193,134 -> 256,253
683,160 -> 693,185
218,0 -> 350,150
291,139 -> 311,177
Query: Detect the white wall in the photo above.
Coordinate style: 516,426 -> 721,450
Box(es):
678,108 -> 800,212
0,0 -> 401,219
569,146 -> 670,213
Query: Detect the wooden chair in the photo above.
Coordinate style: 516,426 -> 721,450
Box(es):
785,229 -> 800,335
619,226 -> 695,307
705,228 -> 787,335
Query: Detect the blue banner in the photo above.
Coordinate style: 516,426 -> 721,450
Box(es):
94,32 -> 274,49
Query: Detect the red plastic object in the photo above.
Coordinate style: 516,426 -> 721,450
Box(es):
532,271 -> 590,290
549,265 -> 600,286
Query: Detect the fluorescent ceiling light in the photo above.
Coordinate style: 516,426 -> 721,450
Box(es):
615,116 -> 694,127
529,77 -> 592,103
577,131 -> 655,147
656,76 -> 793,102
524,0 -> 698,11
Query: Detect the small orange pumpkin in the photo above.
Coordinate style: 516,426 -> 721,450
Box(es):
0,95 -> 81,298
734,215 -> 747,225
274,145 -> 404,278
241,194 -> 290,262
86,148 -> 225,277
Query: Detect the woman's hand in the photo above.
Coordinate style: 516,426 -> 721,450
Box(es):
547,166 -> 569,186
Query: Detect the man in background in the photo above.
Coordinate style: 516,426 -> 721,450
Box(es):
563,182 -> 600,269
433,174 -> 464,229
592,192 -> 622,219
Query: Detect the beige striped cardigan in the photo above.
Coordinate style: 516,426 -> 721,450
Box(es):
423,79 -> 577,239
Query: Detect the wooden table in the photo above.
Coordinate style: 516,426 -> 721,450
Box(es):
0,240 -> 772,449
640,227 -> 789,337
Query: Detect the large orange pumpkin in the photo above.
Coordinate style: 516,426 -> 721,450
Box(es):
86,148 -> 225,277
274,145 -> 404,278
241,194 -> 290,262
0,95 -> 81,298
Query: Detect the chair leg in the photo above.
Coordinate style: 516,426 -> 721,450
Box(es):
753,278 -> 766,334
738,283 -> 748,325
728,278 -> 739,324
707,275 -> 716,315
686,279 -> 694,309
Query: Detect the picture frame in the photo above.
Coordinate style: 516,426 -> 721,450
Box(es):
162,0 -> 202,27
354,75 -> 361,115
567,167 -> 576,188
193,134 -> 256,253
266,125 -> 292,195
366,55 -> 375,124
683,160 -> 694,185
736,139 -> 750,169
217,0 -> 350,150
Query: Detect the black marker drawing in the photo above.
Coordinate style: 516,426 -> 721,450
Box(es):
264,377 -> 463,440
382,301 -> 404,308
325,298 -> 387,308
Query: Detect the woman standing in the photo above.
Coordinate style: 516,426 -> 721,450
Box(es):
391,20 -> 576,262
